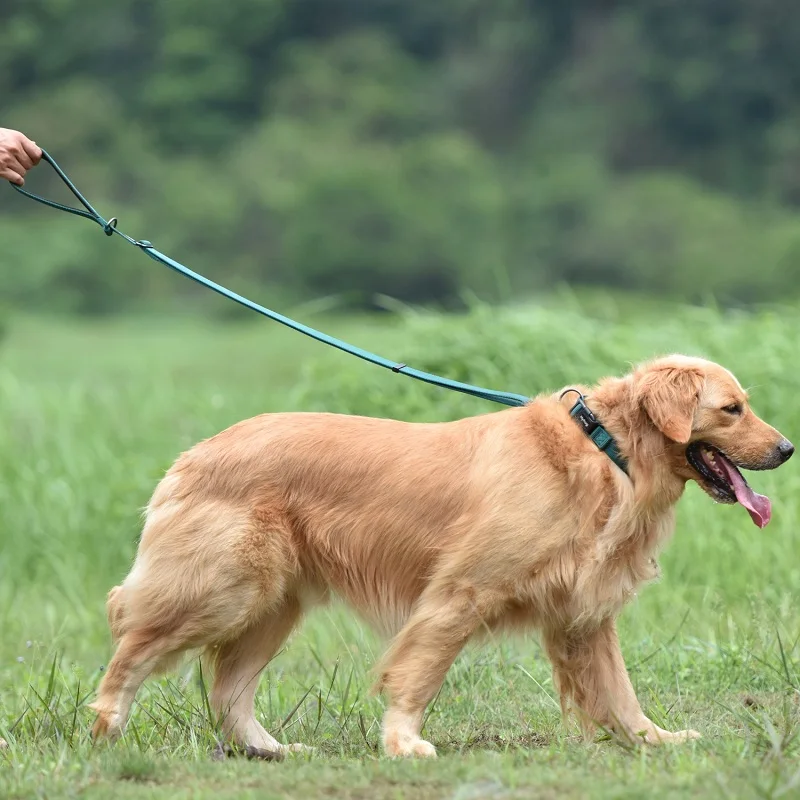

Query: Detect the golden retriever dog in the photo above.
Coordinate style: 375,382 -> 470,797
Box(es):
90,355 -> 793,758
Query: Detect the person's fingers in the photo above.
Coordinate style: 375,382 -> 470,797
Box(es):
15,146 -> 33,171
0,167 -> 25,185
20,138 -> 42,165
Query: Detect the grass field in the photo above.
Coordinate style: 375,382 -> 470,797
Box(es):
1,299 -> 799,799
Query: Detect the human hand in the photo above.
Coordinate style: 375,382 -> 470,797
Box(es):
0,128 -> 42,186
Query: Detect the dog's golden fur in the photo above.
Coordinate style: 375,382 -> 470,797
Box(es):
90,355 -> 792,758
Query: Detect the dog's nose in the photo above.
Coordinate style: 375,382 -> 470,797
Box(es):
777,438 -> 795,463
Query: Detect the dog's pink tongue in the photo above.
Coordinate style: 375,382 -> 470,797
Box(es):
717,459 -> 772,528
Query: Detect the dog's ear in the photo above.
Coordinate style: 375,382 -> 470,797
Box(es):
636,365 -> 704,444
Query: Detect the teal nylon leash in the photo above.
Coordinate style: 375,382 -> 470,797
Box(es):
12,150 -> 530,407
9,150 -> 629,474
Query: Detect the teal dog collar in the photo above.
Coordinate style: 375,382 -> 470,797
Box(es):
561,389 -> 629,476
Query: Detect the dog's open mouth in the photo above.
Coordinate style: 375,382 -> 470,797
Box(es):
686,442 -> 772,528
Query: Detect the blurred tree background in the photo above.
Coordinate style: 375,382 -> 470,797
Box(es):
2,0 -> 800,315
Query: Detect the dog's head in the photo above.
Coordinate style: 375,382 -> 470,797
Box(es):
632,355 -> 793,527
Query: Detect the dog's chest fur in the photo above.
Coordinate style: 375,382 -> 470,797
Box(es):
568,505 -> 675,627
505,492 -> 676,632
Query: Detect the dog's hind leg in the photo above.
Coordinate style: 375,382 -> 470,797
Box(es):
208,596 -> 305,759
105,585 -> 127,642
91,580 -> 277,742
91,505 -> 294,743
90,624 -> 181,740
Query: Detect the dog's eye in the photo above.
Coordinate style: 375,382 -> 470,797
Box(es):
721,404 -> 742,415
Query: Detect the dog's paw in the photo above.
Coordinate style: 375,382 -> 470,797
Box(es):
410,739 -> 437,758
637,726 -> 701,746
89,707 -> 124,742
666,728 -> 701,743
282,742 -> 313,756
384,733 -> 437,759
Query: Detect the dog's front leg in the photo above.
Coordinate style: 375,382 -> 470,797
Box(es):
544,618 -> 700,746
375,583 -> 498,758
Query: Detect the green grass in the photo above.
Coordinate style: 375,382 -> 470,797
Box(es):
0,300 -> 799,799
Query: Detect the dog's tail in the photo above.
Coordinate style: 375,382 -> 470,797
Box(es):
106,584 -> 128,643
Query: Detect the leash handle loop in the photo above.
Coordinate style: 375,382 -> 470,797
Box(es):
9,150 -> 531,409
12,150 -> 119,234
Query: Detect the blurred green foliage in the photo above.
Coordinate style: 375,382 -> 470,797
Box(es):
2,0 -> 800,313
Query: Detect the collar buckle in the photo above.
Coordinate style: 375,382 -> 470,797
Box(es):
562,390 -> 629,476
